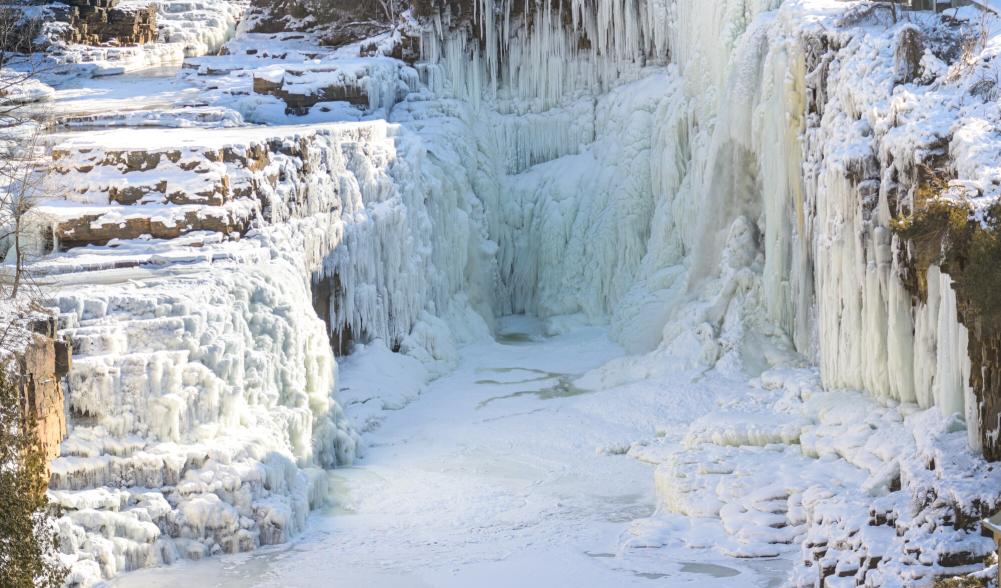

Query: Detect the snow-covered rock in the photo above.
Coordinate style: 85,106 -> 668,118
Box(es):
31,116 -> 495,584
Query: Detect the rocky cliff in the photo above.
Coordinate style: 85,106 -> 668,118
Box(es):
48,0 -> 158,47
16,317 -> 71,463
248,0 -> 392,46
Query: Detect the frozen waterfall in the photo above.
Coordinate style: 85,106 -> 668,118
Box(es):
20,0 -> 1001,585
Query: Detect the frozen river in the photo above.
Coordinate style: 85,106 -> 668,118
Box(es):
109,318 -> 789,587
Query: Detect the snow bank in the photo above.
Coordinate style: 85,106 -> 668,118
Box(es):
641,368 -> 1001,585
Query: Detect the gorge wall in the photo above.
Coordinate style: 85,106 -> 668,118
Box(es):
410,0 -> 990,447
32,118 -> 500,583
404,1 -> 1001,582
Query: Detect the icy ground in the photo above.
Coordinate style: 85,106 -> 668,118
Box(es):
105,317 -> 789,587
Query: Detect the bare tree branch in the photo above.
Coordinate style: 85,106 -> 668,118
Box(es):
0,7 -> 51,303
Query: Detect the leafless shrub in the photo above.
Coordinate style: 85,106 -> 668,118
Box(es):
374,0 -> 403,22
0,7 -> 52,301
945,10 -> 995,81
0,126 -> 48,300
969,71 -> 999,100
838,2 -> 901,28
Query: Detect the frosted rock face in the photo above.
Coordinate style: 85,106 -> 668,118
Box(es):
481,0 -> 980,425
37,119 -> 495,584
415,0 -> 981,423
250,58 -> 419,115
246,0 -> 393,46
412,0 -> 1001,583
50,266 -> 348,580
35,0 -> 248,76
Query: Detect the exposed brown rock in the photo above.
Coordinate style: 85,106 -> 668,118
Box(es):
51,0 -> 158,46
895,25 -> 925,83
252,0 -> 389,43
311,272 -> 358,356
55,208 -> 250,250
252,69 -> 370,115
16,320 -> 70,463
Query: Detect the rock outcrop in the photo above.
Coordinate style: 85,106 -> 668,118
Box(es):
250,0 -> 389,45
51,0 -> 158,46
39,139 -> 289,250
248,0 -> 421,62
16,317 -> 71,463
29,119 -> 474,583
249,60 -> 416,115
252,67 -> 369,115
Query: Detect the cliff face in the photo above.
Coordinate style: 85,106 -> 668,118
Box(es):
16,318 -> 70,463
48,0 -> 158,46
793,9 -> 1001,461
893,177 -> 1001,460
397,3 -> 1001,581
249,0 -> 392,45
33,109 -> 492,582
408,0 -> 1001,458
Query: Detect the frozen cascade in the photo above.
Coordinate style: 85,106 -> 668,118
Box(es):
432,0 -> 1001,582
412,0 -> 796,346
421,0 -> 980,425
27,0 -> 1001,584
409,10 -> 1001,582
38,121 -> 496,584
508,0 -> 976,422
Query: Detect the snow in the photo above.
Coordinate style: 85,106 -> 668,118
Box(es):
104,314 -> 999,587
105,319 -> 790,588
0,72 -> 56,105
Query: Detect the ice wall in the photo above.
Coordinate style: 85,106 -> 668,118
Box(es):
779,4 -> 979,445
417,0 -> 778,334
417,1 -> 999,582
667,1 -> 980,438
50,263 -> 349,583
315,116 -> 496,353
415,0 -> 984,443
490,72 -> 682,324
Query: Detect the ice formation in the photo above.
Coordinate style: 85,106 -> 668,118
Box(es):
415,0 -> 984,432
400,0 -> 1001,583
13,0 -> 1001,585
32,120 -> 494,583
